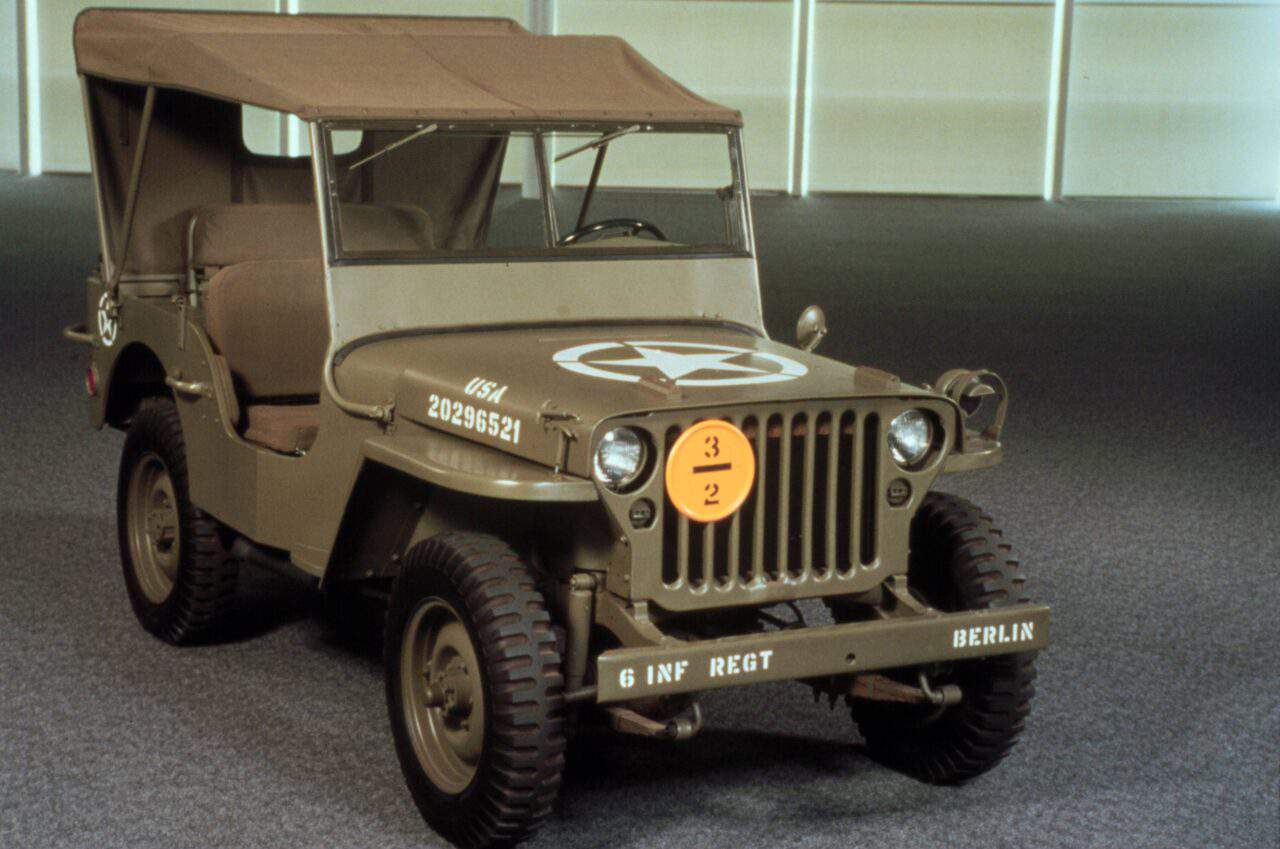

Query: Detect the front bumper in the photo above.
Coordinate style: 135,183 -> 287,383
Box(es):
594,602 -> 1049,704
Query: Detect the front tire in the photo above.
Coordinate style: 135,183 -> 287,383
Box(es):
385,533 -> 566,849
117,398 -> 237,644
853,493 -> 1038,784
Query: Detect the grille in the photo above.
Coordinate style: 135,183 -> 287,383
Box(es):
659,408 -> 882,594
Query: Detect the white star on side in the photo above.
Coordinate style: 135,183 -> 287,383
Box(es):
588,345 -> 768,381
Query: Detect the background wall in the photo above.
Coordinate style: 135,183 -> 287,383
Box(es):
811,1 -> 1054,196
1064,1 -> 1280,197
0,0 -> 19,171
5,0 -> 1280,199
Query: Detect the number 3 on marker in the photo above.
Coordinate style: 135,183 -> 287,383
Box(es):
704,435 -> 719,458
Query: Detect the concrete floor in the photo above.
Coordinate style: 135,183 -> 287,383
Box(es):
1,173 -> 1277,848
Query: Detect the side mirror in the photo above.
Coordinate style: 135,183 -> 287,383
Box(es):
796,305 -> 828,352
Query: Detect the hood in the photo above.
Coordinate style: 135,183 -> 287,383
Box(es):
336,324 -> 934,476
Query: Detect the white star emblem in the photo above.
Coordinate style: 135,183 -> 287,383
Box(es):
553,340 -> 808,387
97,292 -> 118,347
588,345 -> 769,381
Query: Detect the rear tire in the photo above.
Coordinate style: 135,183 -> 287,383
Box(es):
853,493 -> 1037,784
385,533 -> 566,849
117,397 -> 238,644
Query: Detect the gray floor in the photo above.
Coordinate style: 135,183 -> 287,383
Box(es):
2,173 -> 1277,849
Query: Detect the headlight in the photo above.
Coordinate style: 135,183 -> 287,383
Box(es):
887,410 -> 933,467
594,427 -> 648,491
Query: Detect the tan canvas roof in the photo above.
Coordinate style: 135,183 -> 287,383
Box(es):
73,9 -> 742,126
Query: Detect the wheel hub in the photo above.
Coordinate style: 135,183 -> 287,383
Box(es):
400,598 -> 486,794
425,656 -> 475,720
126,451 -> 181,604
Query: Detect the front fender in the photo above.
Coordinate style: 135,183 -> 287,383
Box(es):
362,423 -> 597,503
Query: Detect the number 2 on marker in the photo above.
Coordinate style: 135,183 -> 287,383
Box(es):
704,482 -> 720,505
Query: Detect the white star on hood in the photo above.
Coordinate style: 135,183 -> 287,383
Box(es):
589,345 -> 769,381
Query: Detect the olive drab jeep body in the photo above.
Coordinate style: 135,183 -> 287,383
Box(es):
65,10 -> 1048,849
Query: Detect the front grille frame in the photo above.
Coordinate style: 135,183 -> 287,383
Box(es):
597,397 -> 956,613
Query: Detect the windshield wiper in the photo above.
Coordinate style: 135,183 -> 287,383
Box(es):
554,124 -> 641,163
347,123 -> 438,171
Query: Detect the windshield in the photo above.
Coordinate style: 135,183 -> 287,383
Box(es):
319,122 -> 751,262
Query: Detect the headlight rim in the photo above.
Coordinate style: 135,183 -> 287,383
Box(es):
887,408 -> 938,470
593,426 -> 651,492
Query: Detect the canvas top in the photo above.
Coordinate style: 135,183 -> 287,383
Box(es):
73,8 -> 742,126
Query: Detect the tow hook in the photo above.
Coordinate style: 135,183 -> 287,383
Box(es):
605,700 -> 703,741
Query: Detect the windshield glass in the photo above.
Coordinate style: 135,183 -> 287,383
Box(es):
320,122 -> 750,261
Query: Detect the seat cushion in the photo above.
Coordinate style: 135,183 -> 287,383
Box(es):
242,404 -> 320,454
339,203 -> 435,253
203,258 -> 328,398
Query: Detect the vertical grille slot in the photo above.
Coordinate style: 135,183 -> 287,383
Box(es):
860,413 -> 880,566
785,413 -> 807,578
687,514 -> 705,589
836,411 -> 855,575
661,426 -> 681,586
711,514 -> 733,588
728,415 -> 754,587
811,411 -> 833,577
749,416 -> 768,585
761,414 -> 783,581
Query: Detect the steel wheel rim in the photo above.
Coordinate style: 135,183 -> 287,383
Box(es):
400,597 -> 485,794
126,451 -> 181,604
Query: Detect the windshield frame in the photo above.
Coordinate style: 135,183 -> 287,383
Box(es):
315,119 -> 755,266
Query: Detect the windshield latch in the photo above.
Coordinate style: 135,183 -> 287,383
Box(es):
539,403 -> 581,474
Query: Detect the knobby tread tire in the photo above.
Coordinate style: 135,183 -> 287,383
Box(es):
386,532 -> 566,849
117,397 -> 238,645
855,492 -> 1037,785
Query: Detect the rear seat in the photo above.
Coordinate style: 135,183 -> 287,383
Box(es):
191,203 -> 431,453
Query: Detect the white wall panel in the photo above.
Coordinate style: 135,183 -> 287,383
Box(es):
300,0 -> 523,16
810,1 -> 1054,195
558,0 -> 794,190
1063,4 -> 1280,198
0,0 -> 19,170
37,0 -> 275,173
241,105 -> 289,157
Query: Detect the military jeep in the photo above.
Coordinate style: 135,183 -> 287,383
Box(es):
65,10 -> 1048,849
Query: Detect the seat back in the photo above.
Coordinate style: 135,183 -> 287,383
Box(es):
188,203 -> 434,268
203,258 -> 329,399
189,204 -> 322,267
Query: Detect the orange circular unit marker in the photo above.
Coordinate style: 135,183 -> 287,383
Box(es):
664,419 -> 756,523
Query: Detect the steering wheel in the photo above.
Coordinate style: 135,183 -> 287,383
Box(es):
557,218 -> 667,247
